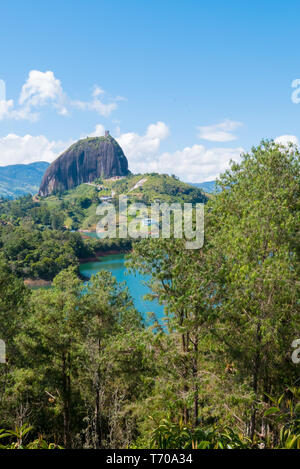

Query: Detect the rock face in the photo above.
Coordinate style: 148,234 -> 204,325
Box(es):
39,134 -> 129,196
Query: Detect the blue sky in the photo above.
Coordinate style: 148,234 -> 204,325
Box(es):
0,0 -> 300,181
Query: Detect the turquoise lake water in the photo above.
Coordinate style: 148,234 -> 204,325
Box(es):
79,254 -> 164,323
79,231 -> 99,239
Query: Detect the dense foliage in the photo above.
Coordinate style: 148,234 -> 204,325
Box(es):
0,224 -> 92,280
0,173 -> 207,232
0,141 -> 299,449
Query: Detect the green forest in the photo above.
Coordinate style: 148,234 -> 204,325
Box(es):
0,141 -> 299,449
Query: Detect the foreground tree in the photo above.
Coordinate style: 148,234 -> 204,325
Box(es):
78,271 -> 145,448
13,268 -> 150,448
128,140 -> 300,445
17,268 -> 83,447
0,258 -> 31,430
209,140 -> 300,439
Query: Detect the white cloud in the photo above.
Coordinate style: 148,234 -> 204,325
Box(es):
126,143 -> 243,182
87,124 -> 106,137
274,134 -> 299,146
0,74 -> 123,121
0,99 -> 38,121
197,119 -> 242,142
92,86 -> 105,97
116,121 -> 242,181
19,70 -> 68,116
0,72 -> 67,121
117,121 -> 170,161
72,86 -> 119,117
0,121 -> 243,183
0,134 -> 71,166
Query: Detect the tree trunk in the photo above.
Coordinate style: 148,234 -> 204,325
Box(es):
95,371 -> 102,448
62,352 -> 71,448
249,322 -> 261,442
94,337 -> 102,448
193,336 -> 199,426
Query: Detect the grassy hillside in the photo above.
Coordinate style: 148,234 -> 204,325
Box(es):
40,173 -> 208,230
108,173 -> 207,202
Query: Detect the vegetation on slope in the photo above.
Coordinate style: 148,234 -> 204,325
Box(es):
0,174 -> 207,281
0,141 -> 298,449
0,173 -> 207,232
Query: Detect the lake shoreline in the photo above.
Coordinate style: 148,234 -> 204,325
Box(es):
24,249 -> 132,287
79,248 -> 131,263
79,253 -> 164,320
24,253 -> 164,321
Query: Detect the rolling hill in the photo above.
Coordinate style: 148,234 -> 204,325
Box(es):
41,173 -> 208,230
0,162 -> 50,198
189,180 -> 218,193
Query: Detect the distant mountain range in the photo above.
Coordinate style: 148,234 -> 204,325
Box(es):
0,162 -> 50,198
0,160 -> 217,199
189,181 -> 218,193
